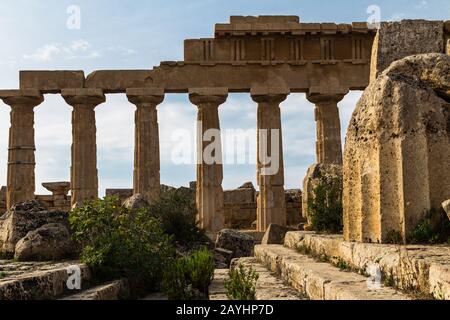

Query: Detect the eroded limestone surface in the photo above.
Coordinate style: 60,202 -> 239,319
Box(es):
254,244 -> 410,300
0,260 -> 90,300
370,20 -> 445,80
0,201 -> 70,255
344,53 -> 450,244
285,231 -> 450,300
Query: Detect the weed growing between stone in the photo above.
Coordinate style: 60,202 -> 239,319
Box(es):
307,174 -> 343,233
408,208 -> 450,244
162,247 -> 215,300
225,264 -> 259,300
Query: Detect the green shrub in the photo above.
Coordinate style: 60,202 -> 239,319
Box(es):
70,196 -> 174,297
408,208 -> 450,244
162,259 -> 198,300
307,177 -> 343,233
162,247 -> 215,300
146,191 -> 207,245
225,264 -> 259,300
184,248 -> 215,296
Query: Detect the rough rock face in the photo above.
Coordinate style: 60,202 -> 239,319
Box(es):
443,200 -> 450,220
215,229 -> 255,258
239,182 -> 254,189
14,223 -> 75,261
370,20 -> 445,81
0,186 -> 6,215
285,189 -> 303,226
344,53 -> 450,244
261,224 -> 297,245
223,183 -> 256,229
0,200 -> 70,255
122,194 -> 150,210
302,163 -> 343,227
214,247 -> 233,268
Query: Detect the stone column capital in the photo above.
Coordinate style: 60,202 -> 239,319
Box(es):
250,86 -> 289,104
189,87 -> 228,106
306,87 -> 349,104
0,89 -> 44,108
126,87 -> 165,106
61,88 -> 105,108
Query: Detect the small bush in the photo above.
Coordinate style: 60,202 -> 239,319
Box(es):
70,196 -> 174,297
162,247 -> 215,300
184,248 -> 215,296
146,191 -> 207,246
162,259 -> 198,300
225,265 -> 259,300
408,208 -> 450,244
307,177 -> 343,233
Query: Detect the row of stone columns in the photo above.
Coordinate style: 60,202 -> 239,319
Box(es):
0,87 -> 346,232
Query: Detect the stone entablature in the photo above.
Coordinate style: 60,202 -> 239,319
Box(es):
20,61 -> 370,94
187,17 -> 375,64
215,16 -> 372,36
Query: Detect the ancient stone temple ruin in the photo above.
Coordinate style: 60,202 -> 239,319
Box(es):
0,16 -> 449,237
0,16 -> 377,231
0,15 -> 450,301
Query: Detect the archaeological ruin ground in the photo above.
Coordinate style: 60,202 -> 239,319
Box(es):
0,12 -> 449,308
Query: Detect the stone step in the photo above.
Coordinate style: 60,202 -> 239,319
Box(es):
0,262 -> 91,300
209,269 -> 229,300
61,280 -> 127,300
233,257 -> 305,300
209,260 -> 304,300
284,231 -> 450,300
254,244 -> 411,300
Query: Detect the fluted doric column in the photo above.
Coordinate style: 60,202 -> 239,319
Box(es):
251,87 -> 289,231
0,90 -> 44,209
306,92 -> 347,165
189,88 -> 228,232
62,89 -> 105,206
127,88 -> 164,203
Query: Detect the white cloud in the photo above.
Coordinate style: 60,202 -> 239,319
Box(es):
107,46 -> 138,56
22,40 -> 138,63
70,39 -> 90,51
22,43 -> 62,62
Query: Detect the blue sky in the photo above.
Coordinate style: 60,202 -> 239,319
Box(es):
0,0 -> 449,195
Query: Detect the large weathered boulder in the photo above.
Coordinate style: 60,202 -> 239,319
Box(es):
344,53 -> 450,244
14,223 -> 75,261
261,224 -> 297,245
443,200 -> 450,220
0,200 -> 69,255
215,229 -> 255,258
302,163 -> 343,228
122,194 -> 150,211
